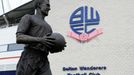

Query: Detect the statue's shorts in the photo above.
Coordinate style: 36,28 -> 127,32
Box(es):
16,50 -> 52,75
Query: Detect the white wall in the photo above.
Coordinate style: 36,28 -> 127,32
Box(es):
46,0 -> 134,75
0,26 -> 17,45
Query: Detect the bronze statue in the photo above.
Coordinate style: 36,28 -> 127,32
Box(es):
16,0 -> 66,75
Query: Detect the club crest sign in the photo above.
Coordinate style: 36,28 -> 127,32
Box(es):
68,6 -> 103,42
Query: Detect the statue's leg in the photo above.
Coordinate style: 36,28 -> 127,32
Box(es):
37,61 -> 52,75
16,57 -> 37,75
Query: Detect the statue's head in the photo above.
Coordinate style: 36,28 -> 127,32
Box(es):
34,0 -> 50,16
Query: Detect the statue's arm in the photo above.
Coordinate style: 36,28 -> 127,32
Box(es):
16,34 -> 42,44
16,15 -> 42,44
16,14 -> 55,49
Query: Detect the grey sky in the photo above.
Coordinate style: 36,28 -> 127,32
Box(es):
0,0 -> 31,15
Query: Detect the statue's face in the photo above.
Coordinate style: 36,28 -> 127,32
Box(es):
40,2 -> 50,16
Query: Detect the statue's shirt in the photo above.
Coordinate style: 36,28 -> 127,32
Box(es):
17,14 -> 52,37
16,14 -> 53,56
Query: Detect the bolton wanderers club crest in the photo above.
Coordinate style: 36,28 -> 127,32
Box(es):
68,6 -> 103,42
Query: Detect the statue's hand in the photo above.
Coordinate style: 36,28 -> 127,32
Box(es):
40,36 -> 55,49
